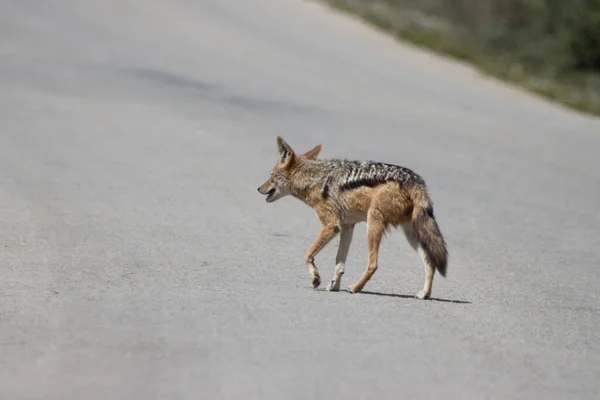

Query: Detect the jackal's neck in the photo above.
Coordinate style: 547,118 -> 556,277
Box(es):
289,159 -> 328,205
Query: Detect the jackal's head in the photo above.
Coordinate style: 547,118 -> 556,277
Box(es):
257,136 -> 322,203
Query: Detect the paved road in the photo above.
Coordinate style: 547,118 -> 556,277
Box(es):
1,0 -> 600,399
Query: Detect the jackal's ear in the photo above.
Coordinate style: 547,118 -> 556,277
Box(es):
276,136 -> 295,166
302,144 -> 322,160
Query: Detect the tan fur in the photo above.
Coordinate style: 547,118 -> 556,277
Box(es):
258,137 -> 448,300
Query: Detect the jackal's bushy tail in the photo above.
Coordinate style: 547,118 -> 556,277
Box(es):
411,188 -> 448,277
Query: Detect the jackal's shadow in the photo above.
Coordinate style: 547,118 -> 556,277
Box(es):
357,290 -> 471,304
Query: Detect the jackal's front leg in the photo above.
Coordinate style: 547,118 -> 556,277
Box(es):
304,224 -> 340,288
326,224 -> 354,292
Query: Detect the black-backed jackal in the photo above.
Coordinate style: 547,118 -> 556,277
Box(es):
258,137 -> 448,300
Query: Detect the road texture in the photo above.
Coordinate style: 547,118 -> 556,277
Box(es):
1,0 -> 600,399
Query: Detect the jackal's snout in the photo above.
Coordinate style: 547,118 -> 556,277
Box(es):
257,180 -> 279,202
257,177 -> 272,193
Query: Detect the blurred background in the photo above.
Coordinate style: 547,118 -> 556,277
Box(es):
1,1 -> 599,399
326,0 -> 600,114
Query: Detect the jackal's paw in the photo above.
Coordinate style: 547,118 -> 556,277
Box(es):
415,290 -> 430,300
326,280 -> 340,292
312,275 -> 321,289
347,283 -> 362,294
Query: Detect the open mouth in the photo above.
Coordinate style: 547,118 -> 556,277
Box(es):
265,188 -> 276,202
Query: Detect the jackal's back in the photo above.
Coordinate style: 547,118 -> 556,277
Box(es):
320,159 -> 425,195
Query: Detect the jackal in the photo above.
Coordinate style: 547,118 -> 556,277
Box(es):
257,136 -> 448,299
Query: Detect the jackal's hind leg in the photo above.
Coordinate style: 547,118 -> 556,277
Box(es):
402,223 -> 434,300
305,224 -> 340,289
326,224 -> 354,292
415,245 -> 435,300
348,213 -> 385,294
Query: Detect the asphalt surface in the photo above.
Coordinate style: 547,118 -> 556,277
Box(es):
1,0 -> 600,399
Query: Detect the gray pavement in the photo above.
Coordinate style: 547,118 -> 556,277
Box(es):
1,0 -> 600,399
